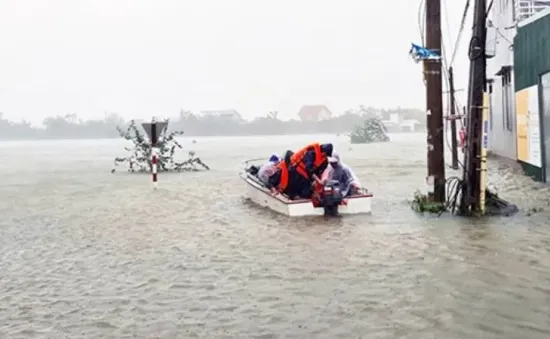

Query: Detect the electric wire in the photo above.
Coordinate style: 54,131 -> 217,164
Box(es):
417,0 -> 472,214
449,0 -> 471,67
441,0 -> 473,213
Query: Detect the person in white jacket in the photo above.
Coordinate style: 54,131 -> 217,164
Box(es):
258,154 -> 280,184
321,153 -> 362,196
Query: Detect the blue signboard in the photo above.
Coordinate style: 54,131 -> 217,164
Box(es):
483,135 -> 488,148
484,120 -> 488,133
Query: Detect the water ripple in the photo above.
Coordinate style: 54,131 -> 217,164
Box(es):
1,134 -> 550,338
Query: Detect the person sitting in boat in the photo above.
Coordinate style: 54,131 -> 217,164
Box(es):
257,154 -> 280,184
322,152 -> 361,196
287,143 -> 334,198
266,161 -> 301,199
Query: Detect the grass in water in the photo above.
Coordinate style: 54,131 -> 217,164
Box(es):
411,190 -> 446,214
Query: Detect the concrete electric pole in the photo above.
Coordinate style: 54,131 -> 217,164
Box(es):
459,0 -> 487,215
425,0 -> 446,202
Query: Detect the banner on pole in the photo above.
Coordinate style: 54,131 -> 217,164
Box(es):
409,43 -> 441,63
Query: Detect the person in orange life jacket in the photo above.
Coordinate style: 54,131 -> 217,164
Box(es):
266,161 -> 300,199
290,143 -> 334,186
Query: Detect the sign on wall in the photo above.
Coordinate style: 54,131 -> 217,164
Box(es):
515,85 -> 542,167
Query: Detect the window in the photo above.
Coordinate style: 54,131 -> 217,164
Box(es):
501,70 -> 513,131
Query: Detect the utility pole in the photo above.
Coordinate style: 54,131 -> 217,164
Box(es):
425,0 -> 446,202
449,67 -> 459,170
459,0 -> 487,215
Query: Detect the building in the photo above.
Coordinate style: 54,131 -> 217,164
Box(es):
399,119 -> 423,132
513,8 -> 550,182
486,0 -> 519,160
487,0 -> 550,161
199,110 -> 244,123
297,105 -> 332,122
515,0 -> 550,21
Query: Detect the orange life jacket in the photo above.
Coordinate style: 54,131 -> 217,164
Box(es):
275,160 -> 289,191
290,143 -> 326,178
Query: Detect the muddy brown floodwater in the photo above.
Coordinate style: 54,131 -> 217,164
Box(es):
1,133 -> 550,339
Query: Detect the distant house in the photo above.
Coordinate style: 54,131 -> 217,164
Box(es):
200,110 -> 244,123
399,119 -> 423,132
297,105 -> 332,122
381,117 -> 423,132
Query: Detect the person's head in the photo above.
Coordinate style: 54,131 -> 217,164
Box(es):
328,152 -> 340,167
269,154 -> 280,163
320,143 -> 333,157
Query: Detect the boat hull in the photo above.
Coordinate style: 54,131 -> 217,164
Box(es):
240,172 -> 373,217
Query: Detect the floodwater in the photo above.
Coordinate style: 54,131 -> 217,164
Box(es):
1,133 -> 550,339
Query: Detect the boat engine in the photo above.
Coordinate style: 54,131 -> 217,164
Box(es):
320,180 -> 344,216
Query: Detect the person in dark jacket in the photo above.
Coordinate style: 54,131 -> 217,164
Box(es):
289,143 -> 334,199
302,143 -> 333,180
266,167 -> 301,199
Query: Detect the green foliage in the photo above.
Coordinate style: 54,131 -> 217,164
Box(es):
410,190 -> 446,214
349,117 -> 390,144
113,119 -> 210,172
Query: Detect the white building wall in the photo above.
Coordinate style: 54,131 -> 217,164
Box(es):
389,113 -> 400,124
486,0 -> 517,160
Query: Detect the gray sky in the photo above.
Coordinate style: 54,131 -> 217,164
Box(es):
0,0 -> 471,123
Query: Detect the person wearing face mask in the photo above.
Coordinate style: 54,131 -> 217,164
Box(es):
322,152 -> 362,197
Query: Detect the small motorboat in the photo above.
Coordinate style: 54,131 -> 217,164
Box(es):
240,159 -> 373,217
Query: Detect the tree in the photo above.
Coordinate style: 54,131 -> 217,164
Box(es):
349,117 -> 390,144
113,119 -> 210,172
267,111 -> 279,120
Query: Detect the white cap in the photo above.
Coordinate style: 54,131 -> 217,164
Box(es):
328,152 -> 340,163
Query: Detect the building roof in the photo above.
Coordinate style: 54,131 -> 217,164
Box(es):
297,105 -> 332,120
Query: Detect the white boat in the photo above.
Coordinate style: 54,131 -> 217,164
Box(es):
240,160 -> 373,217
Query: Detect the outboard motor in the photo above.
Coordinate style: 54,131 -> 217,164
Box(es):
320,180 -> 344,216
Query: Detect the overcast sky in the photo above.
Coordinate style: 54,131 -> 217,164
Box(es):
0,0 -> 472,123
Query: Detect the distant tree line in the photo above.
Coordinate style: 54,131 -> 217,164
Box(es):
0,106 -> 425,140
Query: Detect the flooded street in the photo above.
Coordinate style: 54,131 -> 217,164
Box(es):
2,133 -> 550,338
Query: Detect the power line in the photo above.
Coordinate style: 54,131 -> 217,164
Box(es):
450,0 -> 471,66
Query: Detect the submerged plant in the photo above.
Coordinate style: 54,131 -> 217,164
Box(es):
349,117 -> 390,144
113,119 -> 210,172
410,190 -> 446,214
